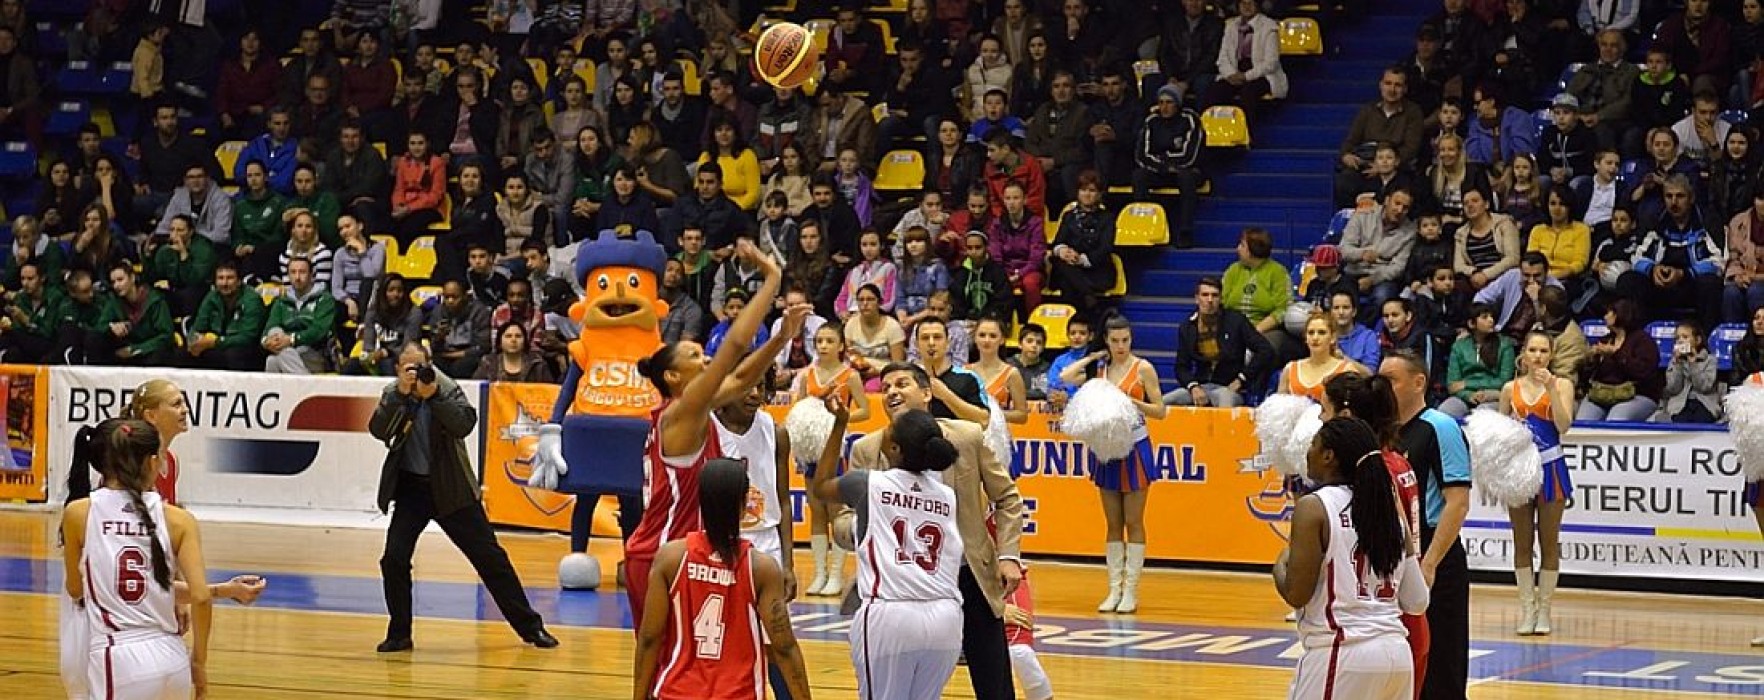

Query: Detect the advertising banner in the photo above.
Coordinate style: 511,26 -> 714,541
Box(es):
480,381 -> 628,537
1464,427 -> 1762,581
47,367 -> 481,513
0,365 -> 50,502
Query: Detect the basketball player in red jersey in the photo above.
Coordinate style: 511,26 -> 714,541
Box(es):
633,459 -> 813,700
626,240 -> 787,629
64,380 -> 188,505
1322,373 -> 1428,699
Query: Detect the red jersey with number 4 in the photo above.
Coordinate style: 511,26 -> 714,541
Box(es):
653,532 -> 767,700
627,406 -> 725,561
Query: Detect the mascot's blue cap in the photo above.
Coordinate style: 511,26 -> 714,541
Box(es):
573,230 -> 669,282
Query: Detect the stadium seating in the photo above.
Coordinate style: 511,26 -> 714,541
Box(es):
399,236 -> 439,281
1027,304 -> 1078,349
1279,18 -> 1323,55
216,141 -> 247,183
409,284 -> 444,307
874,150 -> 925,192
1115,203 -> 1170,247
1201,105 -> 1250,147
1711,323 -> 1746,371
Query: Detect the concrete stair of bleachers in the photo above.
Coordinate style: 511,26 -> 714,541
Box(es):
1117,0 -> 1435,397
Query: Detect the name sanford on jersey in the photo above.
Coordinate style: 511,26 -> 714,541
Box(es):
880,490 -> 951,516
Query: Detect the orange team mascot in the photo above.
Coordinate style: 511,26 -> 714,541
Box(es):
530,231 -> 669,581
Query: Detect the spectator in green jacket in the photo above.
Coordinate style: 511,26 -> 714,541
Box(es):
55,269 -> 106,363
146,214 -> 219,318
1221,227 -> 1295,382
86,262 -> 175,366
262,256 -> 336,374
0,261 -> 68,363
282,164 -> 343,248
184,260 -> 268,371
1439,302 -> 1516,418
233,159 -> 290,282
3,215 -> 65,291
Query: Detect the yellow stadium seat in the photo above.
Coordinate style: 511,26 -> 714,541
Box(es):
1202,105 -> 1250,147
1106,254 -> 1127,296
372,142 -> 388,158
805,19 -> 835,53
391,57 -> 403,82
427,194 -> 452,231
372,234 -> 402,273
1296,261 -> 1317,298
1132,59 -> 1160,90
1115,202 -> 1170,247
527,57 -> 549,90
1028,304 -> 1079,349
869,18 -> 897,54
677,58 -> 701,96
871,102 -> 888,123
215,141 -> 247,183
348,338 -> 365,359
432,57 -> 452,75
874,150 -> 925,191
1280,17 -> 1324,56
401,236 -> 439,281
220,184 -> 240,196
574,61 -> 596,94
257,283 -> 283,306
409,284 -> 444,307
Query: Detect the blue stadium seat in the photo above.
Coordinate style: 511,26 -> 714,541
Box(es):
1532,108 -> 1550,139
1721,109 -> 1750,126
1646,321 -> 1677,367
1579,319 -> 1610,343
46,99 -> 90,137
1323,207 -> 1353,244
1618,158 -> 1643,186
1556,63 -> 1582,92
1711,322 -> 1746,371
0,141 -> 36,180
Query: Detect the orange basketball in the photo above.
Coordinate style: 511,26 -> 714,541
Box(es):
754,22 -> 821,90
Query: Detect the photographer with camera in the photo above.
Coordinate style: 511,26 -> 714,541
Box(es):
367,342 -> 558,653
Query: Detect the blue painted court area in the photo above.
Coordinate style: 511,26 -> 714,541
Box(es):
6,555 -> 1762,696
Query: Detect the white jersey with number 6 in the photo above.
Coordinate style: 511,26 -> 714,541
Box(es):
81,488 -> 179,644
858,469 -> 963,604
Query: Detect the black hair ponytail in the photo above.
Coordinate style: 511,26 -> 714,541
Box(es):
1318,417 -> 1403,580
65,425 -> 99,505
893,410 -> 959,473
697,459 -> 750,565
639,343 -> 681,398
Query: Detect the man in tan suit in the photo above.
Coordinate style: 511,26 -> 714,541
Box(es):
838,362 -> 1025,700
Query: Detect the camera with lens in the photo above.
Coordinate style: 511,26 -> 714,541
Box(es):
414,364 -> 437,384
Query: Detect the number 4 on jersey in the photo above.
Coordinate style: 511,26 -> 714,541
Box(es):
693,594 -> 727,659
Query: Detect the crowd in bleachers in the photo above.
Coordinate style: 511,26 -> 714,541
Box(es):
1244,0 -> 1764,423
0,0 -> 1339,389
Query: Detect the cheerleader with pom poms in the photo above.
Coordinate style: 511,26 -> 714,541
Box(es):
1724,370 -> 1764,645
1499,332 -> 1577,636
1058,315 -> 1166,614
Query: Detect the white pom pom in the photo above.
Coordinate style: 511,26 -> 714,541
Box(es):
784,397 -> 836,464
984,401 -> 1014,469
1464,410 -> 1543,508
1254,394 -> 1322,476
1062,379 -> 1141,462
1724,384 -> 1764,481
1278,409 -> 1324,477
558,552 -> 602,590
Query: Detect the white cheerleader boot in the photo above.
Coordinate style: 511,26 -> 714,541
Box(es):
1514,566 -> 1538,636
1534,570 -> 1558,636
808,535 -> 830,597
1116,543 -> 1146,614
1098,542 -> 1125,613
818,544 -> 847,596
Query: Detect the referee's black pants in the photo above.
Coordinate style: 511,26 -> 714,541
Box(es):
960,565 -> 1016,700
380,472 -> 544,641
1419,527 -> 1470,700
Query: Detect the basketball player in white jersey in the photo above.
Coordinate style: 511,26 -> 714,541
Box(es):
1274,417 -> 1430,700
59,415 -> 267,699
808,397 -> 966,700
711,366 -> 800,700
61,418 -> 215,699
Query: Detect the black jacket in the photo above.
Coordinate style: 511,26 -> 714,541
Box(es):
951,258 -> 1013,322
1173,309 -> 1273,389
368,372 -> 480,517
1537,124 -> 1596,181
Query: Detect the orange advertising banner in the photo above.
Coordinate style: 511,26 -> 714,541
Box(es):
482,385 -> 1291,565
0,365 -> 50,502
480,382 -> 624,537
778,400 -> 1289,565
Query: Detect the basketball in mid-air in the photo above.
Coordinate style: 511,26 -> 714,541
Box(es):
754,22 -> 820,90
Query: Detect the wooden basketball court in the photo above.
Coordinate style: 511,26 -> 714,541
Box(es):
2,510 -> 1758,698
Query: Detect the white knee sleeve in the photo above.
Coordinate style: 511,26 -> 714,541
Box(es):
1009,644 -> 1053,700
